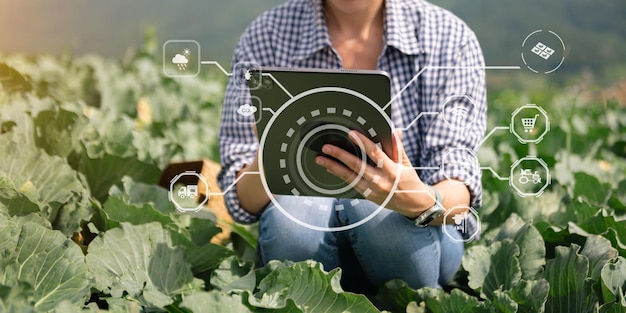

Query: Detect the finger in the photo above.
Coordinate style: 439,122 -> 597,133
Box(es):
315,154 -> 361,184
390,130 -> 402,162
315,155 -> 374,198
347,131 -> 392,170
389,129 -> 413,167
317,144 -> 380,183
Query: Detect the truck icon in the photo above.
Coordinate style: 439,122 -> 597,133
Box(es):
177,185 -> 198,199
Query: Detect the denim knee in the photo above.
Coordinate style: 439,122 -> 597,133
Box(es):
337,199 -> 464,288
257,196 -> 339,270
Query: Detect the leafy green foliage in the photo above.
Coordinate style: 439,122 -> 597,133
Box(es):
0,136 -> 90,235
0,214 -> 90,311
544,244 -> 594,313
210,256 -> 257,293
0,283 -> 39,313
181,290 -> 254,313
86,222 -> 204,309
249,261 -> 380,312
1,36 -> 625,311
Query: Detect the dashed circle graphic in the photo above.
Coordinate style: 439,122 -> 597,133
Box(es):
296,123 -> 368,195
258,87 -> 400,232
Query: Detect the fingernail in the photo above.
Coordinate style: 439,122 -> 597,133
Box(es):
348,131 -> 358,140
316,157 -> 325,166
322,145 -> 331,154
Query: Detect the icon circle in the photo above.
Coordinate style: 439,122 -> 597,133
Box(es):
510,104 -> 550,144
234,96 -> 262,125
162,40 -> 200,78
440,95 -> 479,130
169,171 -> 210,212
509,156 -> 551,197
442,205 -> 480,242
521,30 -> 566,74
440,147 -> 481,186
233,61 -> 261,90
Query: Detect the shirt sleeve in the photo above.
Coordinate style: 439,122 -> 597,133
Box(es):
217,18 -> 273,224
418,25 -> 487,209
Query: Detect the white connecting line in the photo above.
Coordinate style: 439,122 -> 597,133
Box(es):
398,112 -> 440,131
382,65 -> 520,111
200,61 -> 231,76
413,166 -> 510,181
200,61 -> 293,99
481,167 -> 510,181
394,188 -> 437,202
200,61 -> 520,195
477,126 -> 509,147
412,166 -> 440,170
202,60 -> 520,118
208,171 -> 260,196
262,73 -> 293,98
390,65 -> 521,129
211,166 -> 510,197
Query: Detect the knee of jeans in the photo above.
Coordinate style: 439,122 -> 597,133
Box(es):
258,205 -> 333,264
438,226 -> 464,285
346,216 -> 444,288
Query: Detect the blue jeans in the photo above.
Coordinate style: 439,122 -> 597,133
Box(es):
258,195 -> 464,290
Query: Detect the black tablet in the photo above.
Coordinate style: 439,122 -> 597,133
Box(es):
248,67 -> 392,199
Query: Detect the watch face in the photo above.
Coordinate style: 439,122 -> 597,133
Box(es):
420,215 -> 436,225
417,205 -> 445,226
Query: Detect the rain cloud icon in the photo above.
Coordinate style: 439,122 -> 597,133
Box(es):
172,54 -> 189,71
172,54 -> 189,64
237,103 -> 257,117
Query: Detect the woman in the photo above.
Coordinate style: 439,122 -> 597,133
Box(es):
218,0 -> 486,292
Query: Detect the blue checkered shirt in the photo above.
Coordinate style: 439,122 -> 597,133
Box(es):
217,0 -> 487,235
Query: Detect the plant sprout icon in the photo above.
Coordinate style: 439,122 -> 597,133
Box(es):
172,48 -> 191,71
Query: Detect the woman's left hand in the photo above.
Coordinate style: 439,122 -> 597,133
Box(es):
315,130 -> 436,218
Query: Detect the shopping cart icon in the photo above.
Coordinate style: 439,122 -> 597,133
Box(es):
521,114 -> 539,133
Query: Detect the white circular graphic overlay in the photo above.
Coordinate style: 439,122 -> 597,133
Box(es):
258,87 -> 401,232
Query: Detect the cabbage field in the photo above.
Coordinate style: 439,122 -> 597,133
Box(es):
1,39 -> 625,312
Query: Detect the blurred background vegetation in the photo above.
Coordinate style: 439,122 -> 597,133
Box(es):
0,0 -> 625,311
1,0 -> 625,85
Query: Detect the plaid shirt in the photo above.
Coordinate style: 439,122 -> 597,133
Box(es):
218,0 -> 487,230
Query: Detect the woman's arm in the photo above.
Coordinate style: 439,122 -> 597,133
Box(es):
235,152 -> 270,215
315,129 -> 473,225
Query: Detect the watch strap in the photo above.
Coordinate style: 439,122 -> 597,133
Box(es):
413,185 -> 444,226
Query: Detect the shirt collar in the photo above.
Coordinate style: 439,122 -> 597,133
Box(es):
384,0 -> 423,55
290,0 -> 423,61
290,0 -> 332,61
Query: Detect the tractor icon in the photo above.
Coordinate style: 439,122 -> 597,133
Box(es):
177,185 -> 198,199
518,169 -> 541,185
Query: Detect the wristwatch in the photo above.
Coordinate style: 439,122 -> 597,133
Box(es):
411,185 -> 445,227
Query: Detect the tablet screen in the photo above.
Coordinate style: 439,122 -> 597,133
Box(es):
248,67 -> 392,199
